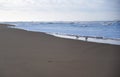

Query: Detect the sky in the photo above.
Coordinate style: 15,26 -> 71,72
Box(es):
0,0 -> 120,21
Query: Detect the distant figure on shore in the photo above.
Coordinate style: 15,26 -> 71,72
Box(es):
85,36 -> 88,41
76,36 -> 79,39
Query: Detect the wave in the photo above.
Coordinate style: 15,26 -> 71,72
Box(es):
47,33 -> 120,45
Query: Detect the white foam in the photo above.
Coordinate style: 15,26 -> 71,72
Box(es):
49,33 -> 120,45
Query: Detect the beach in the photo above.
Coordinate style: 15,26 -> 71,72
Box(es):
0,24 -> 120,77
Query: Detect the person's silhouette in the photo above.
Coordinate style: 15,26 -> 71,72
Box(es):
76,36 -> 79,39
85,37 -> 88,41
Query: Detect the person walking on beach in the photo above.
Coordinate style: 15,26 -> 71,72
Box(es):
85,36 -> 88,41
76,36 -> 79,39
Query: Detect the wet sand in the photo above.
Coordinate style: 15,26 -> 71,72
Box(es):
0,24 -> 120,77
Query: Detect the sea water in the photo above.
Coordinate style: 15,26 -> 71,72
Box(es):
3,21 -> 120,45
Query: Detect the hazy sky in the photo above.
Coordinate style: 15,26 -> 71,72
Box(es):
0,0 -> 120,21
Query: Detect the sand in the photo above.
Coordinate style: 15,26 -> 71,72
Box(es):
0,24 -> 120,77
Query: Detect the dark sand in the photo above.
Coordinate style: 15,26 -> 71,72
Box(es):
0,24 -> 120,77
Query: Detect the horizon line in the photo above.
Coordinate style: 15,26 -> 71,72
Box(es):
0,20 -> 120,22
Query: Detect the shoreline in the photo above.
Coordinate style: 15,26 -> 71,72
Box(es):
9,25 -> 120,45
49,33 -> 120,45
0,24 -> 120,77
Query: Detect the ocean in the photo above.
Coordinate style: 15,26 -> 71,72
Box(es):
2,21 -> 120,45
